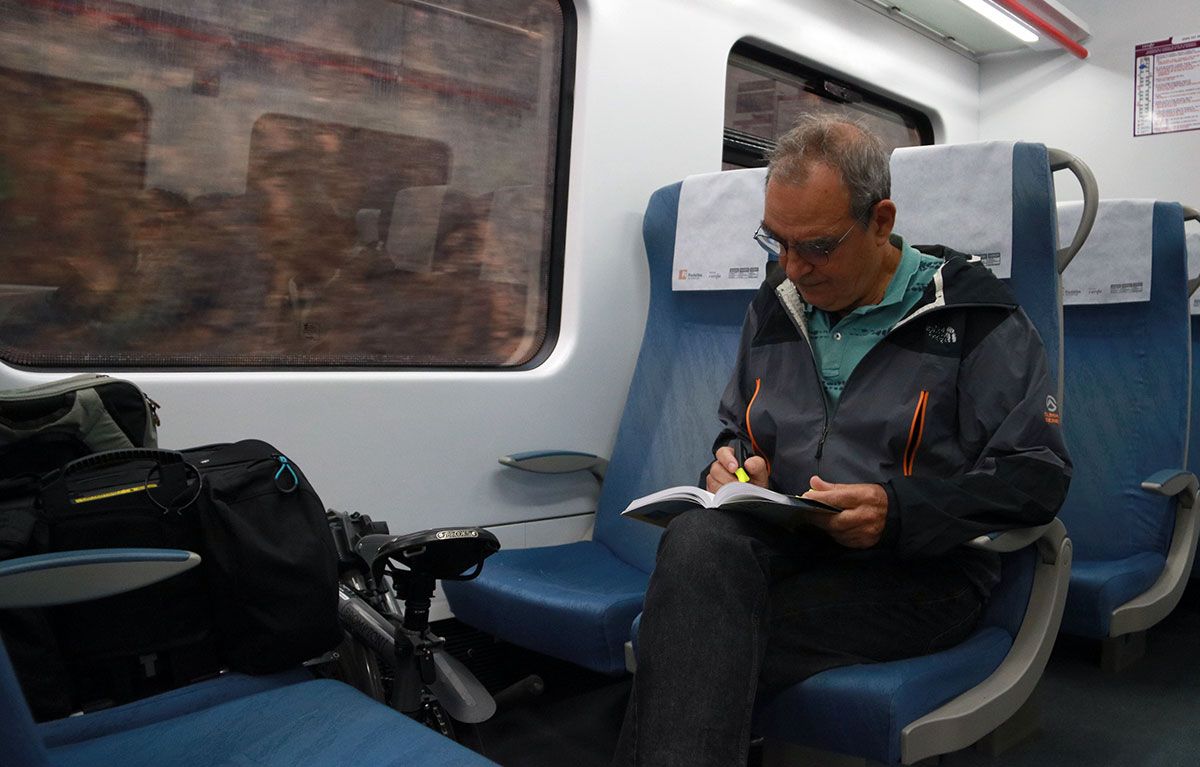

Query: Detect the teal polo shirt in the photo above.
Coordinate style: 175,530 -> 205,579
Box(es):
804,239 -> 942,407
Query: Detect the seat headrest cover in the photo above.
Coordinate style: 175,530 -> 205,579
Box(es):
673,167 -> 767,292
386,184 -> 448,272
891,141 -> 1016,278
1187,230 -> 1199,315
1059,199 -> 1155,305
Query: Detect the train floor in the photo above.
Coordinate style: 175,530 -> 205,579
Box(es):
449,579 -> 1200,767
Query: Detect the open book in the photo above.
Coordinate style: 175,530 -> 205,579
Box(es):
621,482 -> 841,529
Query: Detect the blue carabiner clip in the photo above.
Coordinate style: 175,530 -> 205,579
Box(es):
274,455 -> 299,493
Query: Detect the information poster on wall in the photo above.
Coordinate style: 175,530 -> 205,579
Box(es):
1134,34 -> 1200,137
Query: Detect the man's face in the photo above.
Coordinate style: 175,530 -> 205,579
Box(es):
761,164 -> 880,313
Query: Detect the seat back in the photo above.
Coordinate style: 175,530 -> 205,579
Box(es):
753,144 -> 1079,766
1,637 -> 52,767
891,141 -> 1063,387
892,141 -> 1065,639
1185,226 -> 1199,480
1058,200 -> 1189,563
593,179 -> 760,571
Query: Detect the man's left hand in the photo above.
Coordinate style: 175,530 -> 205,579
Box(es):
801,475 -> 889,549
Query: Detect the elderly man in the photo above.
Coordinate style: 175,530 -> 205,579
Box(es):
613,116 -> 1071,766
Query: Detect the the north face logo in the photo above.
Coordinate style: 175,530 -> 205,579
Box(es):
1044,394 -> 1061,425
927,324 -> 957,345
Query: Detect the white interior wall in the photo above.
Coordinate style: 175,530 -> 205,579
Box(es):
980,0 -> 1199,206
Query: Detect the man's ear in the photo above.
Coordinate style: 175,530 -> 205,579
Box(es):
871,199 -> 897,244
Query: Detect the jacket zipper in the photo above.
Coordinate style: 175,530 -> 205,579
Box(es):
744,377 -> 772,475
776,257 -> 1016,475
772,280 -> 831,470
903,390 -> 930,476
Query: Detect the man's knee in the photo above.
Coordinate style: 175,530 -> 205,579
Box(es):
657,510 -> 743,564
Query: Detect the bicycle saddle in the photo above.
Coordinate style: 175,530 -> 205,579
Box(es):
356,527 -> 500,582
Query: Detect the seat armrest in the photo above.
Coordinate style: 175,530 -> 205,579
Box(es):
1108,470 -> 1200,636
1141,469 -> 1198,503
966,523 -> 1057,556
0,548 -> 201,609
902,518 -> 1071,763
499,450 -> 609,482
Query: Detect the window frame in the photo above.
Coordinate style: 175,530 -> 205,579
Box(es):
0,0 -> 577,373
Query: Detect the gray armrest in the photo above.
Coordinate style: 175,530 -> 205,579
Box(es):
499,450 -> 609,482
1048,147 -> 1098,274
902,519 -> 1071,764
1108,470 -> 1200,636
0,548 -> 201,609
966,522 -> 1056,553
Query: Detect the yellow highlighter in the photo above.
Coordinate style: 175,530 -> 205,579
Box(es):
735,442 -> 751,483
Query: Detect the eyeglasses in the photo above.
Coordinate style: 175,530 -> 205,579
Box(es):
753,204 -> 876,266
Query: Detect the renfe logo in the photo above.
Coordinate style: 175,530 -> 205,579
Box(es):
435,529 -> 479,540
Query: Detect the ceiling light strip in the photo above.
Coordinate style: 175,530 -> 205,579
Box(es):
957,0 -> 1039,43
991,0 -> 1089,58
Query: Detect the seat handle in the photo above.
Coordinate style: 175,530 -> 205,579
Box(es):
1047,147 -> 1098,274
1182,205 -> 1200,298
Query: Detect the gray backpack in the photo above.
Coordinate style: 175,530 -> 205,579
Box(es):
0,374 -> 160,481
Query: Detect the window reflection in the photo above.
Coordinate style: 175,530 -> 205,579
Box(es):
0,0 -> 564,367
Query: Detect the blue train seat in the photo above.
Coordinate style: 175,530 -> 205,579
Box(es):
1057,199 -> 1199,671
1183,209 -> 1200,530
1,549 -> 498,767
442,172 -> 758,674
741,141 -> 1088,765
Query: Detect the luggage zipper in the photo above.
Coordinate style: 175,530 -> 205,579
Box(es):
144,393 -> 161,427
273,454 -> 299,493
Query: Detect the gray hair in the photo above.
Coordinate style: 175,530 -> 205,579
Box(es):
765,115 -> 891,221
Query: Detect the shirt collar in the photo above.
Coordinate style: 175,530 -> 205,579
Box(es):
802,236 -> 919,317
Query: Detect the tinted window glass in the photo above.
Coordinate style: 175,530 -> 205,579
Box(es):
0,0 -> 567,367
724,44 -> 932,169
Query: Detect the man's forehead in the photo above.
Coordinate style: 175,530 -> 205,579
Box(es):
763,171 -> 853,230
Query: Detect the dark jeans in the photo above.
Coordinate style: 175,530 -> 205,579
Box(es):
612,509 -> 984,767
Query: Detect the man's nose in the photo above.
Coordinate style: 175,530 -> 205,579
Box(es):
783,252 -> 814,282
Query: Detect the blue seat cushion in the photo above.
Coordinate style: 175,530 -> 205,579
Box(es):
754,626 -> 1013,765
49,678 -> 496,767
1060,553 -> 1165,638
39,668 -> 312,747
442,540 -> 650,675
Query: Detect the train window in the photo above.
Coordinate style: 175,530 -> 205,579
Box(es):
723,42 -> 933,169
0,0 -> 570,368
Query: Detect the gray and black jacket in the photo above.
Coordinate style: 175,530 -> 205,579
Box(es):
714,245 -> 1072,592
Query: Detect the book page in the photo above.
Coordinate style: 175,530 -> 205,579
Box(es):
712,482 -> 839,513
625,485 -> 714,510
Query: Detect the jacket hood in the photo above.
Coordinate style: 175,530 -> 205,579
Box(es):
765,241 -> 1019,336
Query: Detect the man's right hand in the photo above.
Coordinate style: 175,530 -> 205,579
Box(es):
707,446 -> 769,492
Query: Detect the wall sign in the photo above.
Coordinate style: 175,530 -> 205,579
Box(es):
1135,34 -> 1200,137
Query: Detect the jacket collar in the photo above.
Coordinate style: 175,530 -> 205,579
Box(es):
765,241 -> 1019,340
